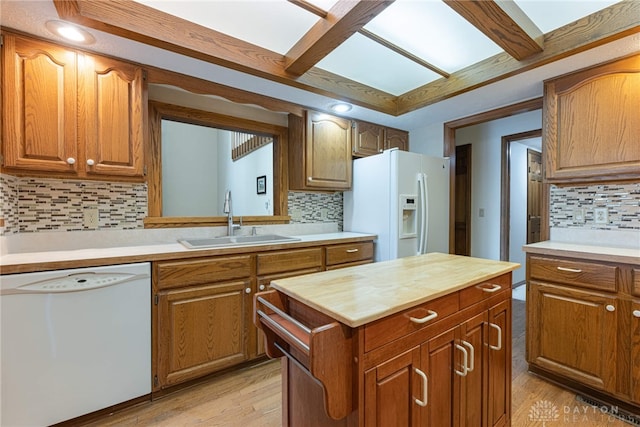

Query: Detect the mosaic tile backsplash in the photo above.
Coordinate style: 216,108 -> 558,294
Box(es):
1,174 -> 147,234
0,174 -> 344,235
550,183 -> 640,230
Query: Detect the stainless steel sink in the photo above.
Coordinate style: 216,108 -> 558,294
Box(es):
178,234 -> 301,249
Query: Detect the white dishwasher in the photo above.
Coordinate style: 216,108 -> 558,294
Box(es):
1,262 -> 151,426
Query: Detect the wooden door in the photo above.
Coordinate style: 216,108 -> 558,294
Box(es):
364,347 -> 422,427
527,149 -> 542,244
631,300 -> 640,404
156,280 -> 250,388
421,328 -> 458,427
458,312 -> 488,427
455,144 -> 472,256
80,53 -> 145,177
352,121 -> 384,157
528,282 -> 617,392
487,299 -> 511,427
305,110 -> 352,190
2,34 -> 78,173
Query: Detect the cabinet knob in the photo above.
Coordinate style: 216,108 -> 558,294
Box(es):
66,157 -> 76,165
307,176 -> 313,181
259,284 -> 266,291
633,310 -> 640,318
86,159 -> 95,166
245,288 -> 251,294
605,304 -> 615,312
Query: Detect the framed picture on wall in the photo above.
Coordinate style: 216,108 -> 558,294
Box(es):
256,175 -> 266,194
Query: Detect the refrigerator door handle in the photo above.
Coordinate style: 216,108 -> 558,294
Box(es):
417,173 -> 429,254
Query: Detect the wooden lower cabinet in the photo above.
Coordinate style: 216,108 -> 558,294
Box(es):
156,279 -> 251,388
526,254 -> 640,412
632,299 -> 640,404
528,281 -> 617,391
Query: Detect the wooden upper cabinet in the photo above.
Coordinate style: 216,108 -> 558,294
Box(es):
352,120 -> 384,157
2,34 -> 78,173
288,110 -> 352,191
385,127 -> 409,151
1,32 -> 145,180
80,54 -> 145,177
543,54 -> 640,182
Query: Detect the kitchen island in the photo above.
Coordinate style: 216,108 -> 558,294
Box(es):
254,252 -> 519,426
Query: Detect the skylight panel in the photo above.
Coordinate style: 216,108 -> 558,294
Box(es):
363,0 -> 504,74
316,32 -> 442,96
134,0 -> 319,54
514,0 -> 622,33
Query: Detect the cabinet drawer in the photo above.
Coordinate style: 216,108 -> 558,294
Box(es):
459,272 -> 511,309
529,256 -> 617,292
364,292 -> 459,352
633,269 -> 640,297
326,242 -> 374,266
155,255 -> 252,289
257,248 -> 323,275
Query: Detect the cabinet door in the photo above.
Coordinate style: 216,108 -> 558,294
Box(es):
384,128 -> 409,151
352,121 -> 384,157
305,110 -> 352,190
487,298 -> 511,427
364,347 -> 422,427
421,328 -> 458,427
2,34 -> 78,173
631,300 -> 640,404
528,281 -> 617,392
80,54 -> 145,177
458,312 -> 488,427
157,279 -> 250,388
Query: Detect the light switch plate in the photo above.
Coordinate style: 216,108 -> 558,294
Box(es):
83,206 -> 99,228
594,207 -> 608,224
573,208 -> 585,223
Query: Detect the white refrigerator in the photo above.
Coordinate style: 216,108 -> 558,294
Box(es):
344,149 -> 450,262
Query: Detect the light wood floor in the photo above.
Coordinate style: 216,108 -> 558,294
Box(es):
83,299 -> 631,426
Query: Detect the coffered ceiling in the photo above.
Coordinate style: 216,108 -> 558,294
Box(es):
1,1 -> 638,128
47,0 -> 638,116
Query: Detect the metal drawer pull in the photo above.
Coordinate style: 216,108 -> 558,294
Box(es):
605,304 -> 615,312
414,368 -> 428,407
557,266 -> 582,273
480,284 -> 502,293
257,309 -> 310,352
633,310 -> 640,318
346,249 -> 359,253
454,344 -> 469,377
489,323 -> 502,351
461,340 -> 474,372
409,310 -> 438,324
257,296 -> 311,334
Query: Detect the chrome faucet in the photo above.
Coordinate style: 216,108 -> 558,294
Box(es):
223,190 -> 241,236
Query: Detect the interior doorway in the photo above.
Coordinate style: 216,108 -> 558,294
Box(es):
454,144 -> 472,256
500,130 -> 542,285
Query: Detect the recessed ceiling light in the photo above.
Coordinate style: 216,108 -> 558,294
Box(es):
330,103 -> 352,113
45,20 -> 95,45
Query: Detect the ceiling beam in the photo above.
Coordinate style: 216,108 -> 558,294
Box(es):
284,0 -> 393,76
397,0 -> 640,115
443,0 -> 543,61
53,0 -> 398,114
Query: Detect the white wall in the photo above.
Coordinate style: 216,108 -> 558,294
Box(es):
509,142 -> 529,285
454,110 -> 541,277
408,122 -> 446,157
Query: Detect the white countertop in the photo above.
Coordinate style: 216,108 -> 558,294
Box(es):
523,240 -> 640,265
0,229 -> 376,274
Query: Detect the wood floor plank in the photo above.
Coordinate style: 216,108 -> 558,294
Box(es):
81,300 -> 631,426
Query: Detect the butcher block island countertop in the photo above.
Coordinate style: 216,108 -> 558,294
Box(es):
255,252 -> 520,426
269,252 -> 519,327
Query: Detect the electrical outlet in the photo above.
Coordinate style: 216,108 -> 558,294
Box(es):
83,207 -> 99,228
594,207 -> 608,224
